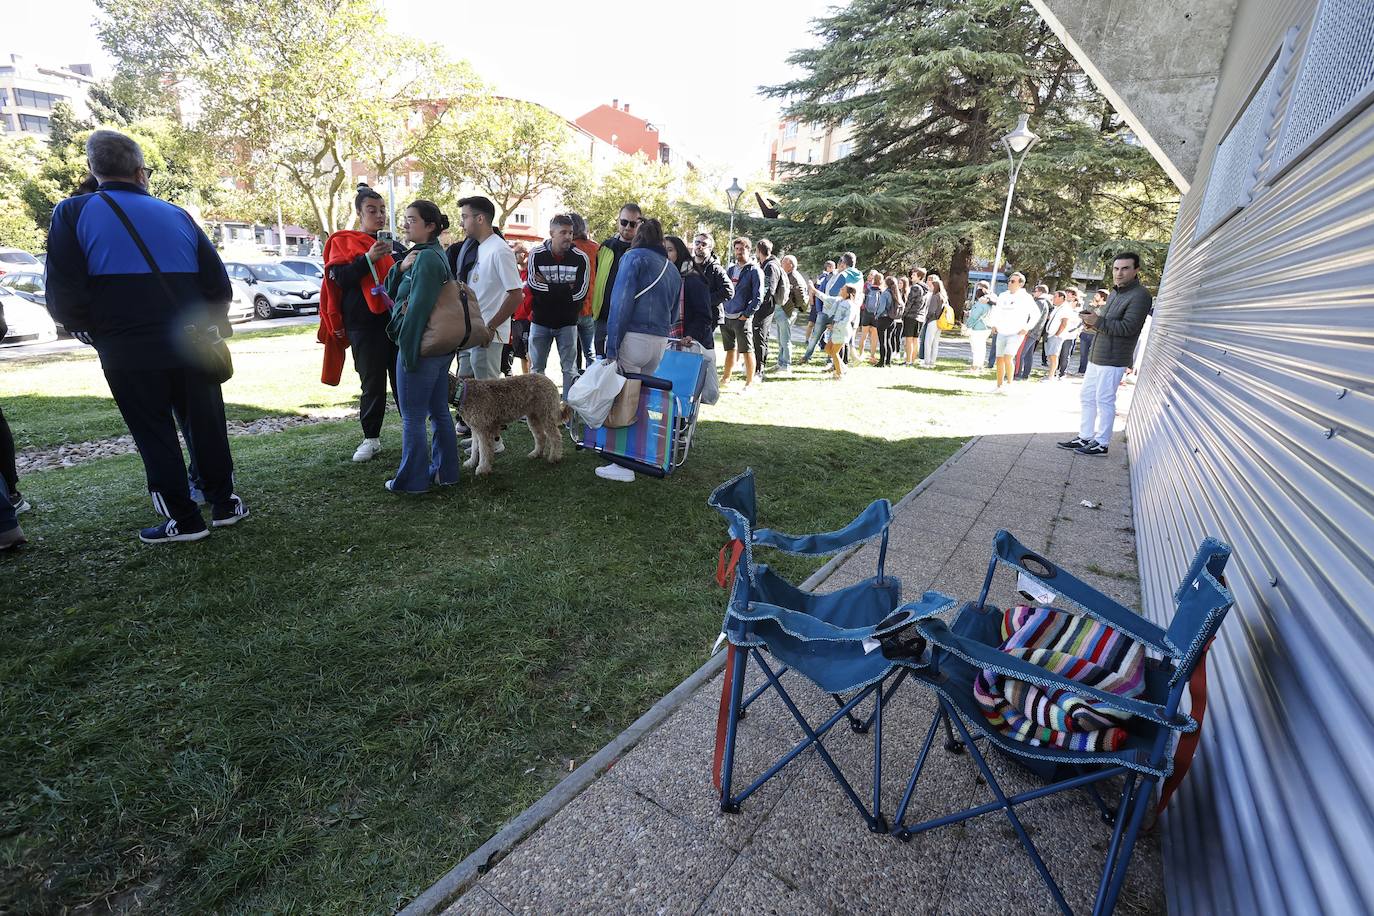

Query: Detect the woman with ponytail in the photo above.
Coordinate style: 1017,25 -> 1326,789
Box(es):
382,200 -> 460,493
320,184 -> 404,463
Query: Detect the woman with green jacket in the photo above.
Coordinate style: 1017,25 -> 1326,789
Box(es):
383,200 -> 460,493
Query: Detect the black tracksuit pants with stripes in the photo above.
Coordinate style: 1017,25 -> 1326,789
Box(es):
103,366 -> 235,525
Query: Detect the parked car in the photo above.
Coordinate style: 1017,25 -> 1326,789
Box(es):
278,257 -> 324,281
227,278 -> 255,323
0,270 -> 68,336
222,261 -> 321,320
0,247 -> 41,278
0,287 -> 58,346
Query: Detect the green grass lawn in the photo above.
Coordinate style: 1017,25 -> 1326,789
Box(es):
1,330 -> 980,914
0,325 -> 359,452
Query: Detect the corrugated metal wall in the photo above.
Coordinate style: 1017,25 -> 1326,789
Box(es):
1126,0 -> 1374,913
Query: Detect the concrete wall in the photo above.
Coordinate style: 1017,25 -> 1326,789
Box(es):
1031,0 -> 1240,192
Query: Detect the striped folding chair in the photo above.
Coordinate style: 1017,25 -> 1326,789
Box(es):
891,530 -> 1234,915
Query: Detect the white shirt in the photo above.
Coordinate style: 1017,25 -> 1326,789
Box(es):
1047,302 -> 1079,337
988,288 -> 1039,334
466,234 -> 522,342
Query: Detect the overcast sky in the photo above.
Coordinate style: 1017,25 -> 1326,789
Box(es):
8,0 -> 840,186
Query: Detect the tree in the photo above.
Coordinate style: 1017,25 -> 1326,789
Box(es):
93,0 -> 482,236
416,97 -> 587,229
758,0 -> 1178,303
0,136 -> 49,251
563,155 -> 724,245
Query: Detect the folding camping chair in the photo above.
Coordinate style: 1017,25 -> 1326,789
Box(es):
571,345 -> 707,478
890,530 -> 1235,915
708,469 -> 956,833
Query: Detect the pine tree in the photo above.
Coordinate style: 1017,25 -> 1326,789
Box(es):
757,0 -> 1177,306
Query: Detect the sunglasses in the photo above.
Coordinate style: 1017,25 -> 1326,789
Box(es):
619,218 -> 641,228
693,239 -> 709,246
140,166 -> 156,181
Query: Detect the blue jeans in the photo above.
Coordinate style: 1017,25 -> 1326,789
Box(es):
802,313 -> 835,361
530,322 -> 578,397
393,352 -> 459,492
576,314 -> 595,370
774,309 -> 793,369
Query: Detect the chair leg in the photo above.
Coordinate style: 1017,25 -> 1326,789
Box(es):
941,706 -> 965,754
718,645 -> 749,813
1076,769 -> 1117,824
1094,775 -> 1156,915
739,657 -> 788,719
871,675 -> 887,833
943,700 -> 1073,916
893,706 -> 944,834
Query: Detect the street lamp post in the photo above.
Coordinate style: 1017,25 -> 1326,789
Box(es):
726,177 -> 744,238
988,113 -> 1039,295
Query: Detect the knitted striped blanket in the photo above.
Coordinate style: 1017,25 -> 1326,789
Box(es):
974,605 -> 1145,751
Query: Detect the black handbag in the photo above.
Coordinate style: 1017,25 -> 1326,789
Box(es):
97,191 -> 233,384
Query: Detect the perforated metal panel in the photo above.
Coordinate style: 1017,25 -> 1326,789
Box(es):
1194,37 -> 1293,239
1274,0 -> 1374,170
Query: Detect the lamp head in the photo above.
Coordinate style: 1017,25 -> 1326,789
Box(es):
726,177 -> 744,210
1002,113 -> 1038,155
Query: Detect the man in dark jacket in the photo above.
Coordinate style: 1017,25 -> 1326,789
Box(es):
721,237 -> 763,392
1015,284 -> 1052,380
1058,253 -> 1154,457
776,254 -> 808,375
590,203 -> 641,356
752,238 -> 788,378
689,232 -> 733,325
45,129 -> 246,543
526,214 -> 592,397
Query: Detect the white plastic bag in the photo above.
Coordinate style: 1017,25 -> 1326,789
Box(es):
567,358 -> 625,428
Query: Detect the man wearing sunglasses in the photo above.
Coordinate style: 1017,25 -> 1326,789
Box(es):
688,233 -> 734,327
591,203 -> 642,357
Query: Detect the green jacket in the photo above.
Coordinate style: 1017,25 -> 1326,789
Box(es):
592,237 -> 631,320
385,240 -> 450,372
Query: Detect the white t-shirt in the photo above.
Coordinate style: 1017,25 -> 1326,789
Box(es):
466,234 -> 522,342
1047,302 -> 1079,337
988,288 -> 1039,335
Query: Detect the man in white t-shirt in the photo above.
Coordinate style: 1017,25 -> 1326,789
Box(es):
1041,289 -> 1082,382
985,272 -> 1040,392
455,196 -> 523,381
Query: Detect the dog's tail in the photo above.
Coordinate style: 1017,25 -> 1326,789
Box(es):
559,401 -> 573,425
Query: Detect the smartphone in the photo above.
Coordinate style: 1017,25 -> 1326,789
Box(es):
376,230 -> 394,242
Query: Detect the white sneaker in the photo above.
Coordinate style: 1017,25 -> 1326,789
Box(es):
595,463 -> 635,482
352,438 -> 382,462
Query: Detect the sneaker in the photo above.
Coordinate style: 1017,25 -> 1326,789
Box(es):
595,462 -> 635,482
9,491 -> 32,515
1076,442 -> 1109,457
455,422 -> 471,437
0,524 -> 26,550
139,516 -> 210,544
1057,436 -> 1089,451
211,495 -> 250,527
352,438 -> 382,462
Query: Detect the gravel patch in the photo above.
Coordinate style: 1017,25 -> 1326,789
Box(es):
16,410 -> 359,474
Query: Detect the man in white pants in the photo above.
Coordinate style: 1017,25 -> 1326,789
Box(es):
1058,253 -> 1153,457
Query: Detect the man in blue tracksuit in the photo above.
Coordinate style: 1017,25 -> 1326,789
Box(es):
45,129 -> 248,544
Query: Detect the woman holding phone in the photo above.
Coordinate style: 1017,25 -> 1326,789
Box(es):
382,200 -> 461,493
321,184 -> 406,463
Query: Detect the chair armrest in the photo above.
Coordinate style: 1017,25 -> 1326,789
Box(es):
918,617 -> 1196,732
732,600 -> 879,643
753,498 -> 891,556
991,530 -> 1172,656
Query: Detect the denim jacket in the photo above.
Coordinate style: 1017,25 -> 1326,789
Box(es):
604,246 -> 682,360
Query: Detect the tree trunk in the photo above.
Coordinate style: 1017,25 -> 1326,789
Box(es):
948,238 -> 973,320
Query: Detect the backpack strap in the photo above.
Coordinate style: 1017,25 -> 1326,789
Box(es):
635,254 -> 670,300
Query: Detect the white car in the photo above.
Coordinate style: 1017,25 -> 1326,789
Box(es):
227,278 -> 255,323
223,261 -> 321,320
0,287 -> 58,345
278,257 -> 324,281
0,247 -> 41,278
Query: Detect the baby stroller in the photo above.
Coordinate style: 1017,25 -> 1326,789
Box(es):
569,344 -> 708,478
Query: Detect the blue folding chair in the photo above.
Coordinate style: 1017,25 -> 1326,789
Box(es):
891,530 -> 1235,915
708,469 -> 956,833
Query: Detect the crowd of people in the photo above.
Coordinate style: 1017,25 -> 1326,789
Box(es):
0,126 -> 1152,548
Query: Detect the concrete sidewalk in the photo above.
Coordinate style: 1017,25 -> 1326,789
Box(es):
440,377 -> 1154,916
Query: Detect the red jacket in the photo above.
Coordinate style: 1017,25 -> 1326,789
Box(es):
317,230 -> 395,385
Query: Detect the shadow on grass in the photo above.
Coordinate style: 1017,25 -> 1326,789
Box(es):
5,394 -> 311,452
3,416 -> 965,915
882,384 -> 979,398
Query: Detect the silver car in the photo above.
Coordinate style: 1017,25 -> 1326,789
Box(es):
224,261 -> 321,320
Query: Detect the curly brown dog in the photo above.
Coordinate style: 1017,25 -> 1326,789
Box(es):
448,373 -> 571,476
